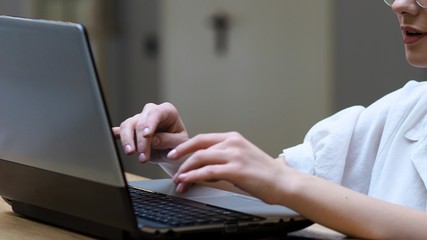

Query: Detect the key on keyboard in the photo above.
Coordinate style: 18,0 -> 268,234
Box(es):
128,187 -> 264,227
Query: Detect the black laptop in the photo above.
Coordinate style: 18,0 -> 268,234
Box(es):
0,16 -> 311,239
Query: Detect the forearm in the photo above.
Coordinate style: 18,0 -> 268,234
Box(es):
278,166 -> 427,239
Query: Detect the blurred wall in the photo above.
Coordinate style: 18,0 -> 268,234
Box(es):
159,0 -> 333,157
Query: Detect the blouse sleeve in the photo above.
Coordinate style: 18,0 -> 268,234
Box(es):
280,81 -> 415,191
281,106 -> 366,183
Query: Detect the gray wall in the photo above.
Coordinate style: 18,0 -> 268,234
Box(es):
334,1 -> 427,110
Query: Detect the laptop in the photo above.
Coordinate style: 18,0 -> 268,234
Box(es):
0,16 -> 311,239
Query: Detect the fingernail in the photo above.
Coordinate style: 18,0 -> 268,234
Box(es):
172,172 -> 182,182
167,149 -> 177,159
138,153 -> 147,162
125,144 -> 132,154
176,183 -> 184,193
178,173 -> 187,180
151,136 -> 160,146
143,127 -> 150,136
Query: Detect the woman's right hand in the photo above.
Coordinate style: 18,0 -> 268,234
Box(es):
112,102 -> 189,163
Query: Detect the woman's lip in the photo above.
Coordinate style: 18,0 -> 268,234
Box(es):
403,34 -> 426,44
401,26 -> 427,45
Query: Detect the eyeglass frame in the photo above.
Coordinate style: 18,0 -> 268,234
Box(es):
384,0 -> 427,8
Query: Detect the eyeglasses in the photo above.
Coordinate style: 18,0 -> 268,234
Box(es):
384,0 -> 427,8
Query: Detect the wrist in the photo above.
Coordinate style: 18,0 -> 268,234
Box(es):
268,159 -> 307,206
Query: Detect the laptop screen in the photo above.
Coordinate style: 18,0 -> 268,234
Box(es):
0,16 -> 125,187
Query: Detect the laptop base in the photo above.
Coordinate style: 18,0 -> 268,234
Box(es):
0,159 -> 139,236
7,198 -> 313,240
9,199 -> 135,240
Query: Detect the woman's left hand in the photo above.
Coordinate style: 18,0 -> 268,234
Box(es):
169,131 -> 289,204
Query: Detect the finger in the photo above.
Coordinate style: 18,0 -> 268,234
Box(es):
175,165 -> 232,185
118,115 -> 152,162
119,115 -> 140,155
135,103 -> 181,154
134,116 -> 152,160
175,182 -> 193,193
167,133 -> 229,160
137,102 -> 182,138
173,149 -> 229,180
112,127 -> 121,139
152,102 -> 185,134
133,103 -> 175,160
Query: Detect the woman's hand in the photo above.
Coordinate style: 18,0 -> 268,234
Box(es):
169,131 -> 289,204
112,102 -> 189,162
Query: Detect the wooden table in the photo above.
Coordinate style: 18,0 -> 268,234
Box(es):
0,174 -> 347,239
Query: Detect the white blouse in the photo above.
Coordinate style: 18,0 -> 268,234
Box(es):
281,80 -> 427,211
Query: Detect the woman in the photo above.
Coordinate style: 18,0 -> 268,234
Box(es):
113,0 -> 427,238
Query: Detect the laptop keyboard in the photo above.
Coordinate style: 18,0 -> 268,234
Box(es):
129,187 -> 264,227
